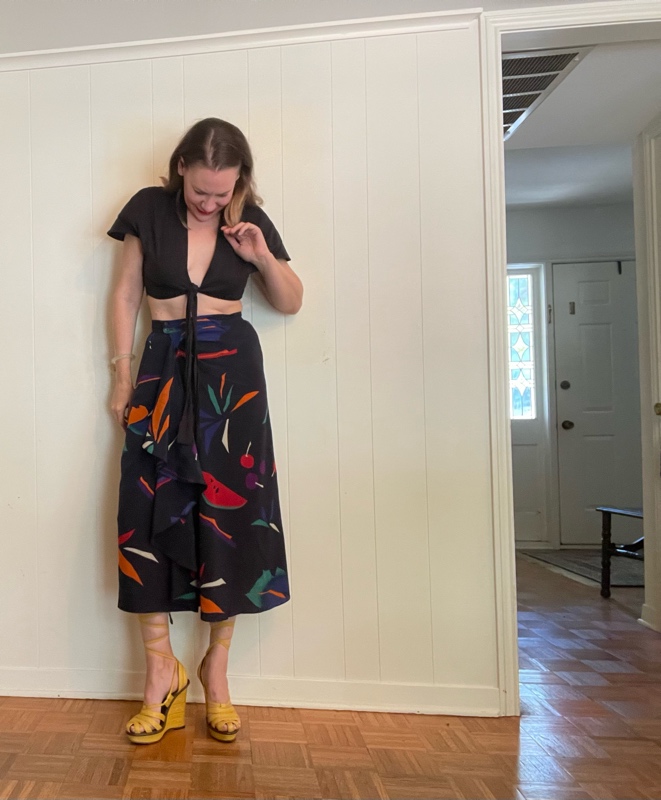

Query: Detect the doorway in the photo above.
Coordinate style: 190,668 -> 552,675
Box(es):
482,5 -> 661,717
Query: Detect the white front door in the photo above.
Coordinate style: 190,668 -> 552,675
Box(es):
553,260 -> 643,545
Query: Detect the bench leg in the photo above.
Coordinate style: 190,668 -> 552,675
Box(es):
601,511 -> 612,598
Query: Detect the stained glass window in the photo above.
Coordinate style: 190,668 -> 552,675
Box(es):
508,274 -> 536,419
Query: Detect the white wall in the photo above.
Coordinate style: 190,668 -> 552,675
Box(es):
0,0 -> 597,55
0,13 -> 503,714
506,202 -> 636,263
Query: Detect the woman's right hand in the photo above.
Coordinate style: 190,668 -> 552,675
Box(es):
111,378 -> 134,429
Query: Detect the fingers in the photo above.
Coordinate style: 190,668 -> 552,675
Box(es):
111,405 -> 129,429
221,221 -> 257,237
222,222 -> 262,247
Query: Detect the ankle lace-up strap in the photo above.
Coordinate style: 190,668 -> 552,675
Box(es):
208,618 -> 236,652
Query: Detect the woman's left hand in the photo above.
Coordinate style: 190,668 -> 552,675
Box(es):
221,222 -> 269,266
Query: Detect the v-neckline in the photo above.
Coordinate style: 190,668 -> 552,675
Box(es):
178,190 -> 220,291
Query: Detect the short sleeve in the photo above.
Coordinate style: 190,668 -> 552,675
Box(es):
107,187 -> 153,242
246,205 -> 290,261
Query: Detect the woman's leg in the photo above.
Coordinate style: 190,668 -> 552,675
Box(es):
200,616 -> 239,732
127,612 -> 178,734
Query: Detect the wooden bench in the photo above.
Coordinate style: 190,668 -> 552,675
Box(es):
595,506 -> 644,598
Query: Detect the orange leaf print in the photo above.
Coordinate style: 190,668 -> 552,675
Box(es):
118,549 -> 143,585
127,405 -> 149,425
231,391 -> 259,412
156,414 -> 170,443
152,378 -> 173,439
220,373 -> 226,398
200,596 -> 224,614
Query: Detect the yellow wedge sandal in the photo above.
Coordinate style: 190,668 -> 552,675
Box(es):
125,616 -> 190,745
197,618 -> 241,743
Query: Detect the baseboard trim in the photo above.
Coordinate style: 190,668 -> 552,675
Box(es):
639,603 -> 660,632
0,669 -> 501,716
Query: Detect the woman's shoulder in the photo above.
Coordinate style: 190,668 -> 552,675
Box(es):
241,202 -> 289,259
241,203 -> 281,233
242,202 -> 268,223
108,185 -> 174,241
126,185 -> 172,208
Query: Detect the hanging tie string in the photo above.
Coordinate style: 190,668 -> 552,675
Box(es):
178,287 -> 199,447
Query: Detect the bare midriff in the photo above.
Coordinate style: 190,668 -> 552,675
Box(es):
147,294 -> 243,321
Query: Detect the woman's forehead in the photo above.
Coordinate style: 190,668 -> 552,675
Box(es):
186,164 -> 239,192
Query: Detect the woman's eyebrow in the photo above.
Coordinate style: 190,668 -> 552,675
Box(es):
192,186 -> 229,196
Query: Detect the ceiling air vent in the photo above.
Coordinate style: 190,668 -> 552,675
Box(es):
502,48 -> 591,141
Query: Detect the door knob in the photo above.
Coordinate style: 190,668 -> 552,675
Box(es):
561,420 -> 575,430
560,380 -> 570,390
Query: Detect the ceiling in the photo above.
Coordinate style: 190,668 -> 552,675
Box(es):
504,39 -> 661,209
0,0 -> 602,56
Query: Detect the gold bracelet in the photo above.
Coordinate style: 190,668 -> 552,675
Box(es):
110,353 -> 135,367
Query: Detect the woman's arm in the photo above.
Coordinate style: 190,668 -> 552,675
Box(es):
252,253 -> 303,315
110,233 -> 144,427
222,222 -> 303,315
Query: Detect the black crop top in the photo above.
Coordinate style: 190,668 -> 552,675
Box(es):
107,186 -> 290,301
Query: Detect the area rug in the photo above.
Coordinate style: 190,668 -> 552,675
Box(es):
519,549 -> 644,587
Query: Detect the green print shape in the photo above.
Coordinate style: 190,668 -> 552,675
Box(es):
222,385 -> 234,413
207,385 -> 222,415
246,567 -> 286,608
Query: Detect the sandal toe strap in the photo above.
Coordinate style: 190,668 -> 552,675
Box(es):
127,703 -> 165,734
207,702 -> 240,731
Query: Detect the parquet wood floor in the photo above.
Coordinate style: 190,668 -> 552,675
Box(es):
1,557 -> 660,799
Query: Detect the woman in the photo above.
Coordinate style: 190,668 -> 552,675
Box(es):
107,117 -> 302,745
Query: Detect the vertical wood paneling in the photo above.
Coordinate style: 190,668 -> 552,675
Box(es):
30,65 -> 95,668
282,42 -> 345,679
365,35 -> 433,684
0,19 -> 502,706
331,39 -> 380,682
417,25 -> 498,686
183,50 -> 250,131
0,71 -> 38,667
152,56 -> 184,184
248,45 -> 294,678
90,60 -> 154,669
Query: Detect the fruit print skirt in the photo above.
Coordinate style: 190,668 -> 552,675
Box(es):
117,313 -> 290,621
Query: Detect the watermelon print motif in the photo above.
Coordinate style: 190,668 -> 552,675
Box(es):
116,314 -> 290,621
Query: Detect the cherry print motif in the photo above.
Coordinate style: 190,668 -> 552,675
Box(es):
246,473 -> 264,490
240,442 -> 254,469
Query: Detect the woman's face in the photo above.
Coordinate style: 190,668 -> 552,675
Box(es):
178,162 -> 240,224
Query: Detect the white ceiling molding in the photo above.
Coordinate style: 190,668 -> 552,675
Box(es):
0,9 -> 479,72
484,1 -> 661,29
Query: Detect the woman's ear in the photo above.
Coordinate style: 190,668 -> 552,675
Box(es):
177,158 -> 185,177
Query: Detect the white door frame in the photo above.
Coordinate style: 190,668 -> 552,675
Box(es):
482,1 -> 661,716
